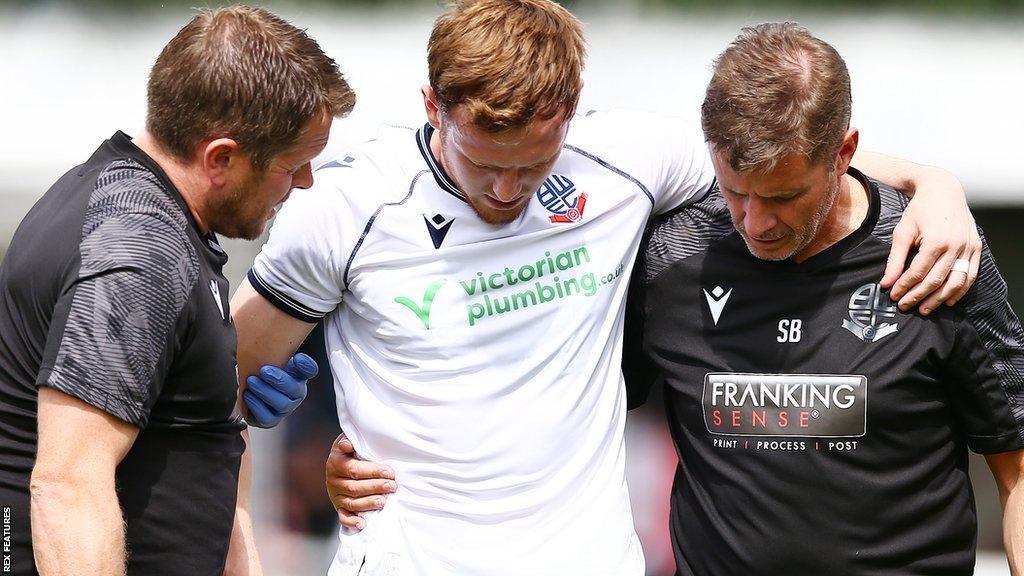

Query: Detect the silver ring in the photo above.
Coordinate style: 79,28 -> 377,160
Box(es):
952,258 -> 971,274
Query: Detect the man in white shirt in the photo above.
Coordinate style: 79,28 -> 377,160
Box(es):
233,2 -> 981,574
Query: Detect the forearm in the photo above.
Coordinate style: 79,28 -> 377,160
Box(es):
1003,486 -> 1024,576
987,451 -> 1024,576
225,430 -> 263,576
231,280 -> 315,419
851,150 -> 960,199
30,474 -> 126,575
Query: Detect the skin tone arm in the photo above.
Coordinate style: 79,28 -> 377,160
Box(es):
851,150 -> 981,314
323,152 -> 986,530
987,449 -> 1024,576
232,280 -> 317,401
225,429 -> 262,576
233,280 -> 398,528
31,387 -> 139,576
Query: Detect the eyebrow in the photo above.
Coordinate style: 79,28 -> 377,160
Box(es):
469,150 -> 560,171
722,185 -> 809,197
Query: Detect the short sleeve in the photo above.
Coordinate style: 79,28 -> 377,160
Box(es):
944,232 -> 1024,454
249,175 -> 354,323
568,110 -> 716,216
37,210 -> 198,427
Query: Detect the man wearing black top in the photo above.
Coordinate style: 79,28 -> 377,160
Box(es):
0,7 -> 354,575
626,23 -> 1024,575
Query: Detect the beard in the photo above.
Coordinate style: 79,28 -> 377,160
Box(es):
737,171 -> 840,262
465,195 -> 529,225
206,172 -> 271,241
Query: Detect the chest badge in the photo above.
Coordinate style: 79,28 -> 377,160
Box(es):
703,285 -> 732,326
538,174 -> 588,224
842,282 -> 898,342
210,279 -> 226,320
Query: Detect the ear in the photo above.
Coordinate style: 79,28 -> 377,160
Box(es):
201,137 -> 243,188
835,127 -> 860,176
422,84 -> 442,130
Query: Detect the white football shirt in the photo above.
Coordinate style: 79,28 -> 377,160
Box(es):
250,109 -> 715,576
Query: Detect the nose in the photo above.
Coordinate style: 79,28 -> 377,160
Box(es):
292,163 -> 314,190
491,169 -> 524,202
742,197 -> 778,238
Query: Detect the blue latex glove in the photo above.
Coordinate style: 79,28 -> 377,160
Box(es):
243,353 -> 318,428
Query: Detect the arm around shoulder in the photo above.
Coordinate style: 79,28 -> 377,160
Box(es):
851,150 -> 980,312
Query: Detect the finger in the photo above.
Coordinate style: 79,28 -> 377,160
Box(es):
881,220 -> 915,292
258,366 -> 306,400
287,352 -> 319,379
326,476 -> 398,499
897,245 -> 954,313
921,264 -> 969,313
242,390 -> 276,426
947,247 -> 981,307
946,222 -> 982,306
337,508 -> 365,531
917,254 -> 962,313
327,449 -> 396,481
328,492 -> 389,514
333,433 -> 355,454
247,375 -> 303,413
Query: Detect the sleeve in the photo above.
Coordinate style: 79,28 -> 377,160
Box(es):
621,224 -> 660,410
944,231 -> 1024,454
36,211 -> 198,427
248,174 -> 354,323
647,115 -> 717,216
571,110 -> 716,216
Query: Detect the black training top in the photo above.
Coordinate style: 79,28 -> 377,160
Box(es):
0,132 -> 246,575
624,168 -> 1024,576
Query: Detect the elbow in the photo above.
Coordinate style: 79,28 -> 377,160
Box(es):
29,471 -> 77,515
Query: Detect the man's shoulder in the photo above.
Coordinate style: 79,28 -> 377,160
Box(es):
80,158 -> 199,285
310,124 -> 427,213
860,171 -> 911,248
643,187 -> 733,283
567,108 -> 686,150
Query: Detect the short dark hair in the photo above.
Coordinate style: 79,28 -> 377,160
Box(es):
702,22 -> 851,173
146,5 -> 356,170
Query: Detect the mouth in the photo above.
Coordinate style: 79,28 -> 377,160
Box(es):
483,195 -> 527,210
747,235 -> 788,249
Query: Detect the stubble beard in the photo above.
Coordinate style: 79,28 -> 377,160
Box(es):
739,172 -> 839,262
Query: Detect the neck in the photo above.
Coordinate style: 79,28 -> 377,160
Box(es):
791,173 -> 870,263
132,131 -> 210,234
429,126 -> 447,175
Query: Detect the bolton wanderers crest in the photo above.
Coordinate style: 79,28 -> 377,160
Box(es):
537,174 -> 588,223
841,282 -> 899,342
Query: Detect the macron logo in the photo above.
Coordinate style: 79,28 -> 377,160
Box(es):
703,286 -> 732,326
210,280 -> 225,319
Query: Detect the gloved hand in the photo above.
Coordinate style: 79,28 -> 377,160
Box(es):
243,353 -> 319,428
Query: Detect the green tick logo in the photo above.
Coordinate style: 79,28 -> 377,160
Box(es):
394,279 -> 447,329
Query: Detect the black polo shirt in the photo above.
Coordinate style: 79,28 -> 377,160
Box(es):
0,132 -> 245,575
626,168 -> 1024,575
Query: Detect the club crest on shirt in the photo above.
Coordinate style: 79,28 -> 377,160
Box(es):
537,174 -> 588,223
841,282 -> 899,342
